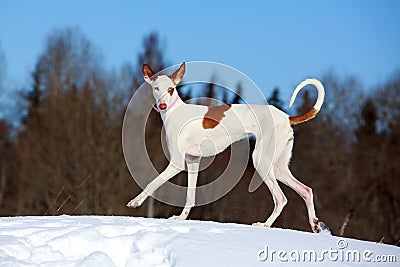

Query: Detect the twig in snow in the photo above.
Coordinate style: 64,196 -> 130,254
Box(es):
45,185 -> 65,216
339,210 -> 353,236
53,175 -> 91,215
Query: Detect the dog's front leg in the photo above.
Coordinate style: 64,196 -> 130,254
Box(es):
127,163 -> 182,208
170,155 -> 200,220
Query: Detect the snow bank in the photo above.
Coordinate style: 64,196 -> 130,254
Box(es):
0,215 -> 398,266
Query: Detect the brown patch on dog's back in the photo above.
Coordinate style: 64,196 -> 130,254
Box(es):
202,104 -> 231,129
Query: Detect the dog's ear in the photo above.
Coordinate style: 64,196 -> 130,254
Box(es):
142,64 -> 157,84
169,62 -> 186,85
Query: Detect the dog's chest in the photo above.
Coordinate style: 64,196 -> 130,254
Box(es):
183,130 -> 232,157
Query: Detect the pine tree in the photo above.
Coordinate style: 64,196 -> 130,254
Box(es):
232,82 -> 244,104
353,98 -> 380,184
352,97 -> 380,186
136,32 -> 166,81
203,79 -> 216,105
138,32 -> 166,74
267,87 -> 285,112
355,98 -> 378,139
21,62 -> 42,124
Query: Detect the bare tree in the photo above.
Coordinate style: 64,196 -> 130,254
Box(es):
34,28 -> 101,96
11,28 -> 136,215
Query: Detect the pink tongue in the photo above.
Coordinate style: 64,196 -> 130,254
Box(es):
159,103 -> 167,110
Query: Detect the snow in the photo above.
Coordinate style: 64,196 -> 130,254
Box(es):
0,216 -> 398,266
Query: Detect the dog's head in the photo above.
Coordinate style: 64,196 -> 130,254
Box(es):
142,62 -> 185,111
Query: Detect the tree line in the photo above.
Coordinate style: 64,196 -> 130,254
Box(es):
0,27 -> 399,244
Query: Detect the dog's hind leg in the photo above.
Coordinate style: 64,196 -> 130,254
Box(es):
274,140 -> 321,233
252,142 -> 287,227
170,155 -> 200,220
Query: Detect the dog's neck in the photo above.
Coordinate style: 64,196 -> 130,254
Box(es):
157,95 -> 185,122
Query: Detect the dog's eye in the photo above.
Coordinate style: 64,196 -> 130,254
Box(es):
168,87 -> 174,96
154,87 -> 159,91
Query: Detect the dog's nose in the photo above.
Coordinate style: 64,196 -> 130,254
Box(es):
159,103 -> 167,110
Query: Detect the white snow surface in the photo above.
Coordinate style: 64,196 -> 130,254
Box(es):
0,216 -> 398,266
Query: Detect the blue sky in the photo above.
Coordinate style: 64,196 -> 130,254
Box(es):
1,0 -> 400,105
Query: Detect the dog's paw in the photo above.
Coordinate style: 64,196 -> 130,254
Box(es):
311,218 -> 321,233
126,200 -> 140,208
126,194 -> 146,208
252,222 -> 270,227
317,221 -> 331,235
310,218 -> 330,234
169,214 -> 187,220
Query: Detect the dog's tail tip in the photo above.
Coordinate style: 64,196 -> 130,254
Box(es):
289,78 -> 324,106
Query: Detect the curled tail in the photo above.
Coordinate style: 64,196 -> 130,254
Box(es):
288,78 -> 325,125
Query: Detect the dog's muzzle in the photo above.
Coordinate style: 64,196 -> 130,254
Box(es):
153,94 -> 179,113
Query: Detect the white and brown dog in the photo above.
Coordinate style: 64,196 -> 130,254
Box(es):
127,62 -> 325,233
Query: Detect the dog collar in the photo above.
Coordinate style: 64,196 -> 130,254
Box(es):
153,94 -> 180,113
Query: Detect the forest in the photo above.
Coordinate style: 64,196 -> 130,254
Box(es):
0,28 -> 399,245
